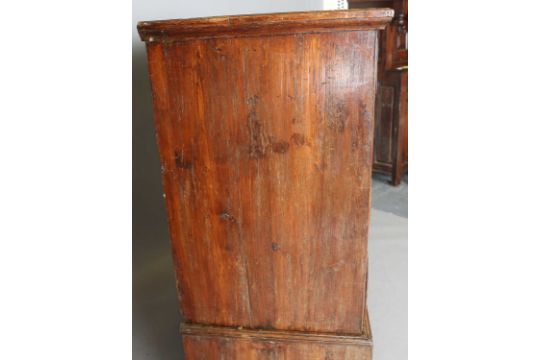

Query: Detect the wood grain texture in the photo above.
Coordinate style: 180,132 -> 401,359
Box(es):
182,311 -> 372,360
138,9 -> 393,43
183,337 -> 371,360
351,1 -> 407,185
140,9 -> 391,357
383,0 -> 407,70
371,70 -> 407,184
393,69 -> 407,185
146,30 -> 376,333
374,84 -> 395,164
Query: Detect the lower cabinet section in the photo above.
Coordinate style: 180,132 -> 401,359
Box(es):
184,337 -> 371,359
182,311 -> 372,359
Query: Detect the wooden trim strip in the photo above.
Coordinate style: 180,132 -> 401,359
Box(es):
181,310 -> 372,346
138,9 -> 394,43
181,324 -> 372,346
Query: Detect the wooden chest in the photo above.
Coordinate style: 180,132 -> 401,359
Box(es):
138,9 -> 392,358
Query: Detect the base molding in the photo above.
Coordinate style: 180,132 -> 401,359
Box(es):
181,311 -> 372,359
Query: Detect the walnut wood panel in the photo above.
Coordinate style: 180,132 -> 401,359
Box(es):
401,71 -> 408,167
394,70 -> 407,183
374,85 -> 395,164
350,1 -> 408,185
372,70 -> 407,185
383,0 -> 408,70
139,9 -> 392,357
146,29 -> 376,334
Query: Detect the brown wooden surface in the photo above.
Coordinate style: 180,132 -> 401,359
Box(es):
183,337 -> 371,359
182,310 -> 372,359
383,0 -> 408,70
138,9 -> 393,42
139,9 -> 392,357
350,1 -> 408,185
372,69 -> 407,185
393,69 -> 407,185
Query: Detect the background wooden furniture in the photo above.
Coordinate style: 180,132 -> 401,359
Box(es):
139,9 -> 392,358
350,0 -> 408,185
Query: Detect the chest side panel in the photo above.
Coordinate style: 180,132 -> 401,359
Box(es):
148,30 -> 377,334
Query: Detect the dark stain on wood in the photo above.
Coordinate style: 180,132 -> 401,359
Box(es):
271,141 -> 289,154
290,133 -> 306,146
174,150 -> 193,169
327,99 -> 347,133
247,95 -> 268,159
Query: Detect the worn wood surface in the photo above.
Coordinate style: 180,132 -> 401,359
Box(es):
183,336 -> 371,359
182,310 -> 372,360
372,69 -> 408,185
383,0 -> 408,71
351,1 -> 408,185
138,9 -> 393,43
183,337 -> 371,360
393,69 -> 407,185
139,9 -> 392,357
